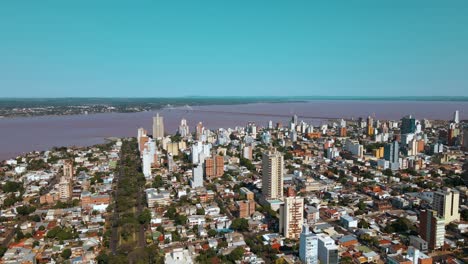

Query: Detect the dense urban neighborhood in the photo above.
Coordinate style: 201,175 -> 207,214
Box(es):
1,111 -> 467,264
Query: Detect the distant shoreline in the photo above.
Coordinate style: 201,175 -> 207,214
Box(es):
0,96 -> 467,119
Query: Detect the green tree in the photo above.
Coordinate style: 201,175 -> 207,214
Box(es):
230,218 -> 249,232
228,247 -> 245,262
138,209 -> 152,225
61,248 -> 72,259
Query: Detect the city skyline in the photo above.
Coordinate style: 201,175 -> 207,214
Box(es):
1,1 -> 468,97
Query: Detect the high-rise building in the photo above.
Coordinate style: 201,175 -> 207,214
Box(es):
63,160 -> 73,180
384,141 -> 399,170
243,145 -> 253,160
463,127 -> 468,151
152,113 -> 164,139
345,139 -> 363,158
292,114 -> 298,126
419,210 -> 445,250
401,115 -> 416,135
317,233 -> 339,264
178,118 -> 190,137
58,177 -> 72,201
196,122 -> 204,140
299,224 -> 318,264
191,165 -> 204,188
433,188 -> 460,224
453,110 -> 459,124
262,151 -> 284,200
204,155 -> 224,178
367,116 -> 374,136
268,120 -> 273,129
338,126 -> 347,137
279,196 -> 304,239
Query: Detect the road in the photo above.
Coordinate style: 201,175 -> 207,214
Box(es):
109,146 -> 124,255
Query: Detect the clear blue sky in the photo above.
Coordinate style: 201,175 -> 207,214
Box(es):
1,0 -> 467,97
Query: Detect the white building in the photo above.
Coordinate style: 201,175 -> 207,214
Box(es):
299,224 -> 318,264
317,234 -> 339,264
191,165 -> 204,188
345,139 -> 363,158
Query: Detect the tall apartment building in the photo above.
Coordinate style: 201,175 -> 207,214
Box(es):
299,224 -> 318,264
345,139 -> 364,158
58,177 -> 72,201
178,118 -> 190,137
463,127 -> 468,151
262,151 -> 284,200
384,141 -> 400,170
204,155 -> 224,178
433,188 -> 460,224
279,196 -> 304,239
196,122 -> 204,140
63,160 -> 73,179
317,234 -> 339,264
152,113 -> 164,139
243,145 -> 253,160
191,165 -> 204,188
419,210 -> 445,250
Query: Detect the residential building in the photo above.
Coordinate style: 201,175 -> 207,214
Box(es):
419,210 -> 445,250
153,113 -> 164,138
205,155 -> 224,178
317,233 -> 339,264
262,151 -> 284,200
299,224 -> 318,264
279,196 -> 304,239
433,187 -> 460,224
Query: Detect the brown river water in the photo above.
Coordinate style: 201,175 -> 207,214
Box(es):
0,101 -> 466,161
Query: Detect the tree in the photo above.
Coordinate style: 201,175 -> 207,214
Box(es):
2,181 -> 22,193
138,209 -> 151,225
208,229 -> 217,237
97,252 -> 109,264
61,248 -> 72,259
358,219 -> 370,229
196,208 -> 205,215
228,247 -> 245,262
461,209 -> 468,221
230,218 -> 249,232
16,205 -> 36,216
152,175 -> 164,188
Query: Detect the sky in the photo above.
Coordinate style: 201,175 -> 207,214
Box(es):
0,0 -> 467,97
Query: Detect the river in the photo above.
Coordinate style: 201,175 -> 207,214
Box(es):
0,100 -> 466,161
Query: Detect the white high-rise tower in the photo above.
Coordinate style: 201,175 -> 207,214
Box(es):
153,113 -> 164,139
453,110 -> 460,124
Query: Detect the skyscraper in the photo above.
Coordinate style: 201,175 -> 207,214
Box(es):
401,115 -> 416,134
384,141 -> 399,170
453,110 -> 459,124
191,165 -> 204,188
279,196 -> 304,239
63,160 -> 73,180
299,224 -> 318,264
196,122 -> 204,140
178,118 -> 190,137
152,113 -> 164,139
419,210 -> 445,250
262,151 -> 284,200
433,188 -> 460,225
